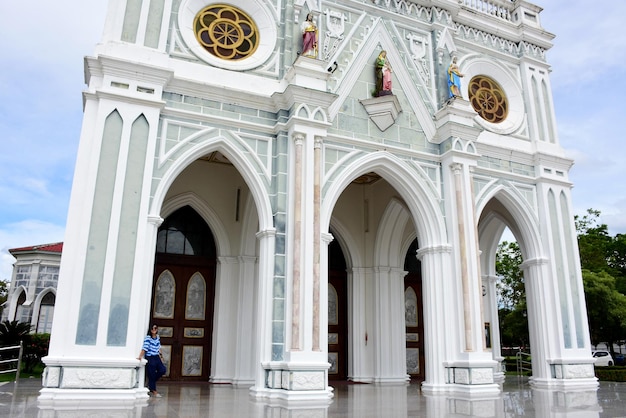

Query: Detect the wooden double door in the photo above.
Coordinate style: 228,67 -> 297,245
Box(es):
404,272 -> 425,381
151,254 -> 216,381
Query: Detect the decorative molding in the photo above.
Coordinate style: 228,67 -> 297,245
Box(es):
359,95 -> 402,131
448,367 -> 494,384
57,367 -> 138,389
554,364 -> 595,379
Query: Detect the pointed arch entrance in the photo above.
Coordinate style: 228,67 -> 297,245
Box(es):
328,234 -> 348,380
403,238 -> 425,381
151,205 -> 217,381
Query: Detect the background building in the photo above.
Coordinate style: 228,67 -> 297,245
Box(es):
39,0 -> 597,404
3,243 -> 60,334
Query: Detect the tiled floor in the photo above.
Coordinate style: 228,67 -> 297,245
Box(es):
2,377 -> 626,417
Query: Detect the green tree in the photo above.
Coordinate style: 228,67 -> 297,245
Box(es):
0,320 -> 32,346
495,241 -> 524,310
495,240 -> 529,349
608,233 -> 626,294
582,270 -> 626,349
575,209 -> 613,273
575,209 -> 626,353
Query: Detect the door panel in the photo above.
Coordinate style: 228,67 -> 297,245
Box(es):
152,254 -> 215,381
404,272 -> 424,381
328,270 -> 347,380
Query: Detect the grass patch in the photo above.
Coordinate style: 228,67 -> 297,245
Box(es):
0,363 -> 44,382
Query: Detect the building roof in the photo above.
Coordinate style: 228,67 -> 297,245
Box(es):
8,242 -> 63,255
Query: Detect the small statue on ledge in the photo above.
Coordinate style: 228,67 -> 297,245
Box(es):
447,56 -> 464,100
374,50 -> 392,97
301,13 -> 318,58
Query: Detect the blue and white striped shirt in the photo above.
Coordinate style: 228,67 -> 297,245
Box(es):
142,335 -> 161,356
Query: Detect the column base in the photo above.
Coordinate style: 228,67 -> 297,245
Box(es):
254,361 -> 334,405
529,362 -> 599,390
38,388 -> 149,409
39,356 -> 146,402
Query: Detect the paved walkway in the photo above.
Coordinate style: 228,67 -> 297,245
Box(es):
1,377 -> 626,417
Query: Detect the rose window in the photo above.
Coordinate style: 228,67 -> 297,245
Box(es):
468,76 -> 508,123
194,4 -> 259,60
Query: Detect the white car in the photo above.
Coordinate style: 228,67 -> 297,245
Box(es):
592,350 -> 615,367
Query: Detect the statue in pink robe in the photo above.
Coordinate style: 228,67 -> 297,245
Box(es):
301,13 -> 318,58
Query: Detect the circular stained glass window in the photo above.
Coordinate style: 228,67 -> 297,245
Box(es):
194,4 -> 259,61
468,76 -> 508,124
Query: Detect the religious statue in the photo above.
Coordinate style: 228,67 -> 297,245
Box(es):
301,13 -> 318,58
447,56 -> 464,99
374,50 -> 392,97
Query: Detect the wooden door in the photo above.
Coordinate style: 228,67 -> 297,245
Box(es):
328,270 -> 348,380
403,238 -> 424,380
152,253 -> 215,381
328,237 -> 348,380
404,273 -> 424,380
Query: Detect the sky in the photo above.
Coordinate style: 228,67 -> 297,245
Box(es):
1,0 -> 625,281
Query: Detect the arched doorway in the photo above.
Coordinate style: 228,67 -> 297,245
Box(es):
328,235 -> 348,380
151,205 -> 217,381
404,238 -> 424,381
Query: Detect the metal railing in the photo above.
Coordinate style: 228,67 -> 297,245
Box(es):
0,341 -> 23,382
515,350 -> 532,381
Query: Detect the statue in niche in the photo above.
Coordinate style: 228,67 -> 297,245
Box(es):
447,56 -> 464,99
301,13 -> 318,58
374,50 -> 392,97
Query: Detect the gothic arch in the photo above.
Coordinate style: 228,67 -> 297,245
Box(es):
7,286 -> 28,322
475,183 -> 542,262
329,218 -> 361,270
322,151 -> 445,250
151,131 -> 273,232
32,288 -> 57,323
374,198 -> 413,267
161,192 -> 232,257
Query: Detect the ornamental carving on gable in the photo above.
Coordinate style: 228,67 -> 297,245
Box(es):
323,9 -> 346,61
407,33 -> 430,82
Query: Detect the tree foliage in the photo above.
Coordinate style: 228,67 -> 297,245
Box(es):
582,270 -> 626,348
495,240 -> 529,348
496,241 -> 524,310
574,209 -> 626,350
0,320 -> 32,346
495,209 -> 626,352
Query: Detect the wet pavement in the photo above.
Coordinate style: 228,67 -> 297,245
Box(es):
1,376 -> 626,417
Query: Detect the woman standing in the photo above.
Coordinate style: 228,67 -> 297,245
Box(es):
138,324 -> 167,397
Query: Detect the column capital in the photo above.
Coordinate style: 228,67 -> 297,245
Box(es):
293,132 -> 305,144
416,244 -> 453,259
256,228 -> 276,240
147,215 -> 164,227
520,257 -> 549,270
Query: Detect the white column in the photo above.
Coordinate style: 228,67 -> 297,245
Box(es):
372,267 -> 409,383
418,244 -> 453,393
211,256 -> 238,383
234,255 -> 258,385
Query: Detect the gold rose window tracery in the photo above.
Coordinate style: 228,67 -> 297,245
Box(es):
468,76 -> 508,124
194,4 -> 259,60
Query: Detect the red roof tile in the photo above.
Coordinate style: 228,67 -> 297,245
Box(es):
9,242 -> 63,254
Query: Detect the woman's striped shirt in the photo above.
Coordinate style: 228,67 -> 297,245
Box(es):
142,335 -> 161,356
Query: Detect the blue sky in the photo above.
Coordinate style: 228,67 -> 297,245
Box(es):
1,0 -> 625,281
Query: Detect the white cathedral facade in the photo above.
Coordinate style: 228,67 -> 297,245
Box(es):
39,0 -> 598,404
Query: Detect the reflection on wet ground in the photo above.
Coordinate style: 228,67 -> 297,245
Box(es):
2,376 -> 626,417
